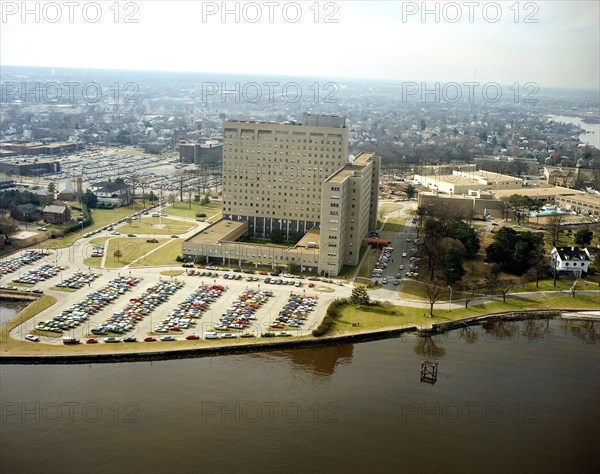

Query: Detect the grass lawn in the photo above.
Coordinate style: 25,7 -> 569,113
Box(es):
0,295 -> 57,342
399,276 -> 599,302
337,246 -> 368,279
160,270 -> 184,277
377,217 -> 405,232
163,201 -> 222,219
331,293 -> 600,335
41,204 -> 147,249
120,217 -> 195,235
357,247 -> 382,280
83,256 -> 103,268
130,239 -> 183,267
378,202 -> 404,214
104,238 -> 169,268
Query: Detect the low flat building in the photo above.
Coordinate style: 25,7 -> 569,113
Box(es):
0,158 -> 61,176
555,192 -> 600,217
414,170 -> 523,195
182,219 -> 321,274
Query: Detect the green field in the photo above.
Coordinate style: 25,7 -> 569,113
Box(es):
163,200 -> 222,219
331,293 -> 600,335
41,204 -> 147,249
120,217 -> 195,235
104,238 -> 169,268
130,239 -> 183,267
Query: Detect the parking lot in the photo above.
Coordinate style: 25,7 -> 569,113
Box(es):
7,268 -> 349,345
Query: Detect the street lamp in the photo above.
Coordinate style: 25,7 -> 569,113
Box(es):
447,285 -> 453,312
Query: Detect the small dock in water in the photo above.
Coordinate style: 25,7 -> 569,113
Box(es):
420,360 -> 438,384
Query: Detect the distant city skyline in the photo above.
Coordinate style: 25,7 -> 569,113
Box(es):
1,1 -> 599,91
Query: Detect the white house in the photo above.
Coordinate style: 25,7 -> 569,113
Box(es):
550,247 -> 591,278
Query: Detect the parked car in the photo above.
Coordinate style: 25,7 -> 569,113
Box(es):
144,337 -> 157,342
160,335 -> 176,341
86,338 -> 98,344
25,335 -> 40,342
103,337 -> 122,343
186,334 -> 200,340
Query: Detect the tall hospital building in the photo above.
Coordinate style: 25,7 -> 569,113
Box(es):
183,113 -> 380,276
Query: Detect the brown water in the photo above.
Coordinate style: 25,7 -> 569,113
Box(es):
1,319 -> 598,474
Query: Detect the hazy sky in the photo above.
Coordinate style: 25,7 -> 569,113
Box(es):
1,1 -> 599,90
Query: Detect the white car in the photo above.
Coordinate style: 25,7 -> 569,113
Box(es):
402,252 -> 407,257
25,335 -> 40,342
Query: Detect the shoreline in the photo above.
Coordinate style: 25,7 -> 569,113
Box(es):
1,309 -> 598,365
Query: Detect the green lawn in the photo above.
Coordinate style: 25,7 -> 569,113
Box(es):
163,201 -> 222,219
357,247 -> 380,279
130,239 -> 183,267
377,217 -> 405,232
104,238 -> 169,268
160,270 -> 184,277
331,293 -> 600,335
41,204 -> 147,249
399,277 -> 599,302
120,217 -> 195,235
0,295 -> 57,340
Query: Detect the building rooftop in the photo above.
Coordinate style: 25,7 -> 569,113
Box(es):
43,205 -> 68,214
185,219 -> 247,245
553,247 -> 590,261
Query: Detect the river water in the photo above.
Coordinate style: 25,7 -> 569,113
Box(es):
1,319 -> 598,474
548,115 -> 600,149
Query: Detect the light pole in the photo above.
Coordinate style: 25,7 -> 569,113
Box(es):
447,285 -> 452,312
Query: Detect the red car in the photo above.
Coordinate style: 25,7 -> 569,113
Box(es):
258,271 -> 268,275
86,338 -> 98,344
144,336 -> 157,342
186,334 -> 200,340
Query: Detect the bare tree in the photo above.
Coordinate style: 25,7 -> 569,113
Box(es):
463,283 -> 480,309
547,213 -> 564,247
424,280 -> 445,317
495,278 -> 515,303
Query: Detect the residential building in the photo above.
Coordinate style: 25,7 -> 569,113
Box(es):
42,204 -> 71,224
90,181 -> 132,208
551,247 -> 591,278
